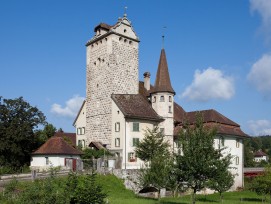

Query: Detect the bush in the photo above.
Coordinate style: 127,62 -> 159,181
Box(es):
1,171 -> 107,204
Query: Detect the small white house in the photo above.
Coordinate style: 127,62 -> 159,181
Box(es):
254,150 -> 269,162
30,136 -> 82,171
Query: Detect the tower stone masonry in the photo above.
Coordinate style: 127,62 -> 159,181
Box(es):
85,15 -> 139,146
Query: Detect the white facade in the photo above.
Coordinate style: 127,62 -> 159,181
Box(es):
151,92 -> 174,147
111,99 -> 158,169
215,136 -> 244,189
30,155 -> 80,171
73,101 -> 87,148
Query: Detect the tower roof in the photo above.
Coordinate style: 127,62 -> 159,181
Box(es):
151,49 -> 175,95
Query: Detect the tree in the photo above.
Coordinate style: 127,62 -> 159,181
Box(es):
175,113 -> 222,204
135,127 -> 170,162
244,138 -> 256,167
0,96 -> 46,168
207,154 -> 235,201
250,164 -> 271,203
136,127 -> 171,200
35,123 -> 56,144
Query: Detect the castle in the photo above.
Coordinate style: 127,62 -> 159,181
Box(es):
73,13 -> 247,189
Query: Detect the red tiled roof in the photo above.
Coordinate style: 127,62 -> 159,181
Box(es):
174,123 -> 247,137
254,150 -> 268,157
112,94 -> 163,121
32,137 -> 82,155
185,110 -> 239,127
151,49 -> 175,94
174,103 -> 186,123
54,132 -> 76,146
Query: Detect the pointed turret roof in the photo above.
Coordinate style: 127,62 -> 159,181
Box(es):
151,49 -> 175,95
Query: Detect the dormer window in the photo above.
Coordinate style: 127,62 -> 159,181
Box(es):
160,96 -> 164,102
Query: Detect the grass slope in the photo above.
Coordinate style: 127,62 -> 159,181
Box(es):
97,175 -> 268,204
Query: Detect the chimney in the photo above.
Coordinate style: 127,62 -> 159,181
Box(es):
143,72 -> 151,91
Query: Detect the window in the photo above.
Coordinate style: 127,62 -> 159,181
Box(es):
82,127 -> 85,135
168,106 -> 172,113
160,128 -> 165,134
132,138 -> 139,147
115,122 -> 120,132
169,96 -> 172,102
133,122 -> 139,132
152,96 -> 156,103
45,157 -> 49,165
115,138 -> 120,147
160,96 -> 165,102
77,128 -> 81,135
236,139 -> 240,148
78,140 -> 82,146
128,152 -> 137,162
236,156 -> 239,165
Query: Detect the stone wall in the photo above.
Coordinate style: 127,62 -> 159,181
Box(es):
86,26 -> 139,146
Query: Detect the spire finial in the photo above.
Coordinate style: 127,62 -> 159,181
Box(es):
124,6 -> 128,17
162,26 -> 167,48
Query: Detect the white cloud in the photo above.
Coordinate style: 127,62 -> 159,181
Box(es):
181,67 -> 235,102
250,0 -> 271,41
247,53 -> 271,97
248,119 -> 271,136
51,95 -> 84,118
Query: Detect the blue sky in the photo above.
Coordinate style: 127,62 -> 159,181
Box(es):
1,0 -> 271,136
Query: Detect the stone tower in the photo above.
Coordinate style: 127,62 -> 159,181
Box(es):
150,49 -> 175,146
85,14 -> 139,146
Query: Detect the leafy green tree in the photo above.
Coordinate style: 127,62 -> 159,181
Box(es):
0,96 -> 46,168
135,127 -> 170,162
175,113 -> 221,204
207,154 -> 235,201
244,138 -> 256,167
250,164 -> 271,203
251,137 -> 262,151
35,123 -> 56,145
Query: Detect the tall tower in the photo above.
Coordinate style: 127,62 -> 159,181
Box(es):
85,14 -> 139,146
150,49 -> 175,146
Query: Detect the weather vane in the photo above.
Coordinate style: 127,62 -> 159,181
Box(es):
124,6 -> 128,17
162,26 -> 167,48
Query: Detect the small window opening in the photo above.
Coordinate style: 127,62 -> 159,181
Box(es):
160,96 -> 165,102
124,29 -> 127,33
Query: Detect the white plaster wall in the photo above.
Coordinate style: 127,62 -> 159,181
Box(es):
74,102 -> 87,147
111,100 -> 126,152
123,119 -> 158,169
214,136 -> 244,190
151,93 -> 174,147
30,155 -> 80,171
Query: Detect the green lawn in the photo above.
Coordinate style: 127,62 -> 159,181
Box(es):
97,175 -> 268,204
